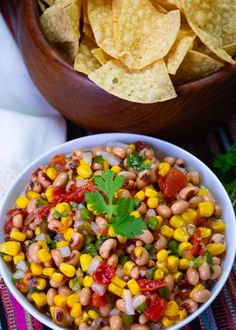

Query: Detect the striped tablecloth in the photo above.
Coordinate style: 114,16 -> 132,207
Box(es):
0,1 -> 236,329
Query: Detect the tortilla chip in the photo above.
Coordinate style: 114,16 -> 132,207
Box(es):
87,0 -> 118,58
165,26 -> 196,75
217,0 -> 236,46
223,43 -> 236,57
91,48 -> 112,65
74,37 -> 101,75
151,0 -> 183,11
182,0 -> 234,64
83,23 -> 95,41
82,0 -> 90,24
150,2 -> 168,13
38,0 -> 47,12
174,50 -> 224,83
43,0 -> 55,5
112,0 -> 180,70
88,59 -> 176,103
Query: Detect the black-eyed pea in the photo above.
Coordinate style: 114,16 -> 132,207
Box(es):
186,267 -> 199,286
51,249 -> 64,267
79,287 -> 91,306
178,186 -> 199,201
130,324 -> 150,330
163,156 -> 175,166
212,257 -> 221,265
211,265 -> 222,280
126,244 -> 135,254
198,262 -> 211,281
175,158 -> 185,166
154,234 -> 168,251
156,205 -> 172,219
189,196 -> 203,209
13,214 -> 23,229
53,307 -> 67,326
214,204 -> 222,217
28,243 -> 41,263
116,299 -> 126,313
109,315 -> 123,330
99,239 -> 117,259
187,171 -> 200,185
117,189 -> 131,198
139,313 -> 149,325
107,254 -> 119,267
50,279 -> 66,288
70,233 -> 84,250
192,289 -> 211,303
137,202 -> 147,215
181,299 -> 198,313
47,288 -> 57,306
27,198 -> 38,213
136,229 -> 154,244
26,229 -> 34,239
100,304 -> 112,317
130,266 -> 140,279
135,248 -> 150,266
53,172 -> 69,187
113,147 -> 126,159
66,250 -> 80,266
164,274 -> 174,292
171,200 -> 189,215
58,286 -> 73,297
101,327 -> 111,330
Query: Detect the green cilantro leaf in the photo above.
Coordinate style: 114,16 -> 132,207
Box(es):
113,198 -> 139,216
126,151 -> 151,171
95,170 -> 124,202
94,155 -> 104,164
85,191 -> 109,215
206,250 -> 214,274
111,214 -> 146,238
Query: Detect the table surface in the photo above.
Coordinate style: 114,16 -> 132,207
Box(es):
0,1 -> 236,330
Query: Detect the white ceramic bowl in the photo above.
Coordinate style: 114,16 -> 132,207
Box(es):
0,133 -> 235,330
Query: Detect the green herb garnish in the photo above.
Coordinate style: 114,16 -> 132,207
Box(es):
37,198 -> 47,207
52,210 -> 61,219
126,151 -> 151,171
80,207 -> 90,220
191,257 -> 203,268
147,216 -> 159,230
120,255 -> 129,267
168,240 -> 180,257
70,202 -> 79,209
159,287 -> 170,298
85,170 -> 146,238
47,239 -> 57,249
136,303 -> 147,313
206,250 -> 214,274
94,155 -> 105,164
84,242 -> 98,257
146,267 -> 155,279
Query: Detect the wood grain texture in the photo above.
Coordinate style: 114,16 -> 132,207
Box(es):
18,0 -> 236,138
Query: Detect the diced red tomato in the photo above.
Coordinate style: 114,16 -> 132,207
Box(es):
49,154 -> 67,169
90,292 -> 106,307
137,279 -> 165,292
52,187 -> 66,204
188,229 -> 201,257
144,294 -> 167,322
194,216 -> 204,226
158,168 -> 187,198
93,263 -> 115,284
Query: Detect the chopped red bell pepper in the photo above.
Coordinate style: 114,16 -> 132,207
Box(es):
90,292 -> 106,307
144,294 -> 167,322
93,263 -> 115,284
158,168 -> 187,198
188,229 -> 201,257
137,279 -> 165,292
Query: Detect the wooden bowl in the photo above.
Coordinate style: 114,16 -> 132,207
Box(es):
18,0 -> 236,138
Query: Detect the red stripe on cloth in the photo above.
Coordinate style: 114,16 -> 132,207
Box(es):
10,292 -> 28,330
31,315 -> 44,330
0,280 -> 17,329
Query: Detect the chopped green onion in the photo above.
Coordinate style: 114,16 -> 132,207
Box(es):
158,287 -> 170,298
94,155 -> 104,164
168,240 -> 179,256
52,210 -> 61,219
120,255 -> 129,267
70,202 -> 79,209
206,250 -> 214,273
122,315 -> 134,326
144,243 -> 155,255
146,268 -> 155,279
84,243 -> 98,257
80,207 -> 90,220
147,216 -> 158,230
191,257 -> 203,268
136,303 -> 147,313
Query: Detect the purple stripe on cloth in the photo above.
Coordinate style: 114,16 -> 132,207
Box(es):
10,292 -> 28,330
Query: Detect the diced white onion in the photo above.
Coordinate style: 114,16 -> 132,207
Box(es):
106,142 -> 128,148
91,222 -> 99,235
115,267 -> 124,278
16,260 -> 28,272
132,294 -> 146,309
74,220 -> 84,228
100,150 -> 120,166
91,318 -> 102,328
82,152 -> 92,165
76,179 -> 88,187
78,203 -> 85,210
88,257 -> 101,275
91,283 -> 107,296
146,209 -> 156,217
71,283 -> 80,292
124,289 -> 135,315
76,267 -> 83,277
109,308 -> 120,316
13,270 -> 25,279
35,233 -> 47,241
186,224 -> 196,235
58,246 -> 71,258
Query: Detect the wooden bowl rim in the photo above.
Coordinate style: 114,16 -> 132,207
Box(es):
22,0 -> 236,96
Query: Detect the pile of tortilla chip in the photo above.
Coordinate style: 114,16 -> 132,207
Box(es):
39,0 -> 236,104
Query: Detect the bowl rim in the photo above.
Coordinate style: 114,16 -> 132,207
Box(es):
21,0 -> 236,96
0,132 -> 235,330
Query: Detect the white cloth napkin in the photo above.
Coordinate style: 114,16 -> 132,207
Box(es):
0,14 -> 67,200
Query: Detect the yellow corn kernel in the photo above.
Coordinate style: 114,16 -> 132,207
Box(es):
37,240 -> 48,250
197,188 -> 209,196
147,197 -> 158,209
45,187 -> 53,203
128,143 -> 135,150
173,228 -> 190,243
154,269 -> 164,280
54,295 -> 67,307
111,277 -> 126,289
54,202 -> 71,215
43,267 -> 55,277
31,292 -> 47,307
156,260 -> 167,269
88,310 -> 100,320
165,300 -> 179,317
189,283 -> 205,299
59,263 -> 76,278
64,228 -> 74,242
16,195 -> 29,209
3,255 -> 12,262
52,272 -> 64,283
10,230 -> 26,242
199,227 -> 212,238
161,225 -> 174,238
117,235 -> 127,244
103,161 -> 109,170
31,263 -> 43,276
75,313 -> 89,326
13,252 -> 25,265
198,201 -> 214,217
36,278 -> 47,290
179,242 -> 193,254
134,190 -> 145,202
70,303 -> 82,318
182,208 -> 198,224
177,308 -> 187,321
56,240 -> 68,248
83,276 -> 94,288
170,215 -> 185,228
179,258 -> 190,270
127,279 -> 140,295
167,256 -> 179,273
61,216 -> 73,227
108,283 -> 123,296
123,261 -> 135,276
46,167 -> 58,180
173,271 -> 183,282
77,164 -> 93,179
111,165 -> 121,174
67,293 -> 79,307
130,211 -> 141,219
80,254 -> 93,272
108,226 -> 116,237
26,190 -> 40,200
206,243 -> 225,256
157,249 -> 168,262
159,162 -> 171,177
145,187 -> 158,198
35,227 -> 41,235
211,221 -> 225,233
162,316 -> 174,327
134,247 -> 144,258
0,242 -> 21,256
156,215 -> 164,229
50,306 -> 55,320
143,159 -> 151,165
38,249 -> 52,263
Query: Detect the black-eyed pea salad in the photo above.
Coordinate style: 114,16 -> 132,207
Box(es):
0,141 -> 226,329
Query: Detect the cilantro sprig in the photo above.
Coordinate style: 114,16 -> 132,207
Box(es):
85,170 -> 146,238
126,151 -> 151,171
